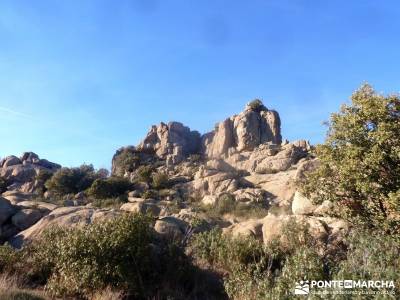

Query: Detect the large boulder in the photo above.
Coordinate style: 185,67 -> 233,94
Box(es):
11,209 -> 43,230
154,216 -> 189,239
189,166 -> 240,198
2,191 -> 34,204
0,197 -> 17,225
2,156 -> 21,168
0,152 -> 61,193
233,188 -> 269,204
120,202 -> 161,216
254,144 -> 307,174
291,191 -> 316,215
261,214 -> 328,245
138,122 -> 201,165
202,101 -> 282,158
15,201 -> 57,213
9,207 -> 120,248
223,219 -> 264,239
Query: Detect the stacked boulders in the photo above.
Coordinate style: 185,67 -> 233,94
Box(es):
0,152 -> 60,193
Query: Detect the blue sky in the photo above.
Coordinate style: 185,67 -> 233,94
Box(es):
1,0 -> 400,169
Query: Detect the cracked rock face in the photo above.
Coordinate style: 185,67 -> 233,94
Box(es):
202,102 -> 282,158
138,121 -> 201,165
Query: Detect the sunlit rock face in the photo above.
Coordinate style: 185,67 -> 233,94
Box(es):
202,101 -> 282,158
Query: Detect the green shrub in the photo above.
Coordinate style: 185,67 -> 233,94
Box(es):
190,220 -> 330,300
91,196 -> 127,209
333,230 -> 400,297
136,165 -> 153,184
247,99 -> 266,112
45,164 -> 106,196
29,214 -> 154,297
214,193 -> 236,215
87,177 -> 132,199
19,214 -> 209,299
35,169 -> 53,185
152,172 -> 169,189
301,84 -> 400,234
206,194 -> 269,219
113,148 -> 141,176
0,245 -> 20,273
190,229 -> 281,299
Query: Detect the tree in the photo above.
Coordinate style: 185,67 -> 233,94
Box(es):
87,177 -> 132,199
45,164 -> 106,196
301,84 -> 400,234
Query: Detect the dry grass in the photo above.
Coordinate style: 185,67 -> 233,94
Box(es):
0,273 -> 47,300
90,287 -> 124,300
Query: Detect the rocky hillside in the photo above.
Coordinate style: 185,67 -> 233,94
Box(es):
0,100 -> 344,252
0,88 -> 398,299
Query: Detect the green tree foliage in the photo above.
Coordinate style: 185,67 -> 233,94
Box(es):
45,164 -> 106,196
87,176 -> 132,199
113,148 -> 141,176
247,99 -> 266,112
301,84 -> 400,234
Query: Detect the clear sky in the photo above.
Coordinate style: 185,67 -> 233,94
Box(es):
1,0 -> 400,169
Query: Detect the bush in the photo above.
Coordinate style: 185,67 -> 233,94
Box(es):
206,194 -> 269,219
135,165 -> 153,184
214,193 -> 236,215
45,164 -> 106,196
28,214 -> 154,297
189,219 -> 330,300
87,177 -> 132,199
247,99 -> 266,112
15,214 -> 212,299
152,172 -> 169,189
0,245 -> 20,273
301,84 -> 400,234
333,230 -> 400,297
113,148 -> 141,176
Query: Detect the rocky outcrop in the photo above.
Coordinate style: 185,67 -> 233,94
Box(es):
202,101 -> 282,158
138,122 -> 201,165
0,152 -> 61,193
0,192 -> 58,244
9,206 -> 120,248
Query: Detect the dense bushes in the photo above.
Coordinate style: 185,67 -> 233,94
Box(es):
45,164 -> 107,196
32,214 -> 154,297
205,193 -> 269,219
87,176 -> 132,199
0,214 -> 215,299
190,224 -> 399,299
113,148 -> 141,176
301,84 -> 400,234
189,226 -> 322,299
